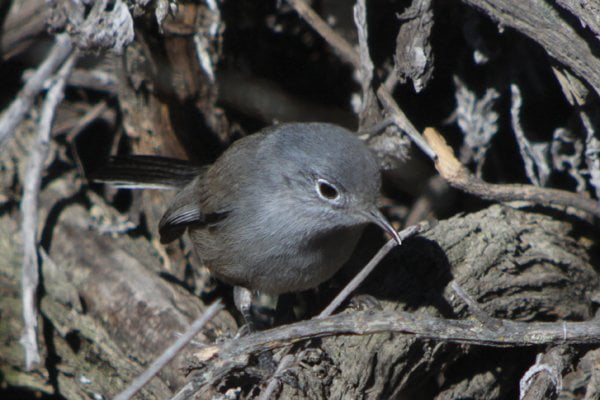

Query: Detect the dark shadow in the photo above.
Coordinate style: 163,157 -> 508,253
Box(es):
0,387 -> 65,400
41,315 -> 66,400
312,228 -> 456,319
39,190 -> 86,253
360,235 -> 455,314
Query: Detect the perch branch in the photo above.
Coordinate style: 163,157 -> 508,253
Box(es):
353,0 -> 374,116
182,308 -> 600,394
217,311 -> 600,352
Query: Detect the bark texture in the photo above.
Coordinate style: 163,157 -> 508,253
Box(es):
1,0 -> 599,398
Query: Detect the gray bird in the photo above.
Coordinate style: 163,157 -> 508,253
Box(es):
93,122 -> 400,320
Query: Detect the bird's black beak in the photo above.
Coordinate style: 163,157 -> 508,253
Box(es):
364,208 -> 402,245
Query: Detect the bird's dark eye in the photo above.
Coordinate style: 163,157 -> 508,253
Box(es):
316,178 -> 339,201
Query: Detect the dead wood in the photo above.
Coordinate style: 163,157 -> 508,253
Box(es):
1,0 -> 600,399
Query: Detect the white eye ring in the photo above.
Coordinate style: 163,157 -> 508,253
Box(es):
315,178 -> 340,201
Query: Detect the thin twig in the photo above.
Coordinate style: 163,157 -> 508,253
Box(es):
320,240 -> 398,316
320,225 -> 422,317
65,101 -> 110,177
114,300 -> 224,400
376,89 -> 437,160
285,0 -> 436,161
286,0 -> 360,68
20,51 -> 78,370
257,353 -> 295,400
510,83 -> 550,186
423,127 -> 600,219
0,34 -> 73,148
450,280 -> 501,331
65,101 -> 110,141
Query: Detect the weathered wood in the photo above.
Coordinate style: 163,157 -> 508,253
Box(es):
275,204 -> 598,399
0,128 -> 236,398
461,0 -> 600,97
1,0 -> 600,398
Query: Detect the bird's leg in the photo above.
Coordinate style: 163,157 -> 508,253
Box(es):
233,286 -> 277,372
233,286 -> 255,333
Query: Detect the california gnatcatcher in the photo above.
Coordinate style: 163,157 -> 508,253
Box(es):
92,122 -> 400,323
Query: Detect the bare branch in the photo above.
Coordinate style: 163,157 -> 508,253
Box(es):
423,127 -> 600,219
319,224 -> 423,317
286,0 -> 360,68
0,34 -> 73,148
377,90 -> 437,160
188,310 -> 600,376
285,0 -> 437,162
395,0 -> 434,92
353,0 -> 374,114
450,280 -> 501,331
20,50 -> 78,370
555,0 -> 600,40
510,84 -> 551,186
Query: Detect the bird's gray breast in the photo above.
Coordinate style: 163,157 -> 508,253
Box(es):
244,224 -> 364,294
189,210 -> 365,295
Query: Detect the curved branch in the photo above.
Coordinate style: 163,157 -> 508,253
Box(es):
424,128 -> 600,219
174,308 -> 600,396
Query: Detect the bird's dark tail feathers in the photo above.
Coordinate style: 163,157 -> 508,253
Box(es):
89,155 -> 205,190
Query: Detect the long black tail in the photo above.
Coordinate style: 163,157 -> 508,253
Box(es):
89,155 -> 205,190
